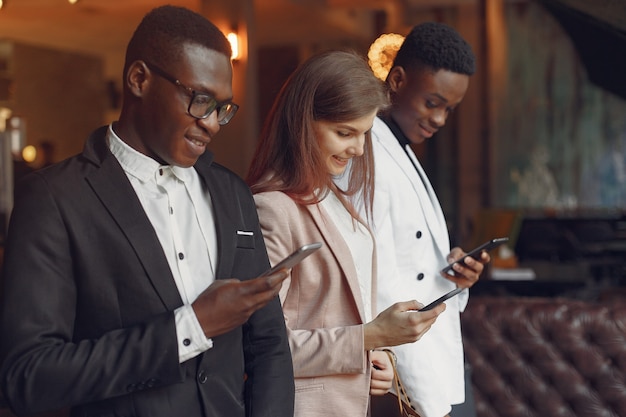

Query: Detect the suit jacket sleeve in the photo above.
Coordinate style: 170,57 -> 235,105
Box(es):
0,172 -> 182,415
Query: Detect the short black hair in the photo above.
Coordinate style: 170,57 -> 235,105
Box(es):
124,5 -> 231,74
393,22 -> 475,75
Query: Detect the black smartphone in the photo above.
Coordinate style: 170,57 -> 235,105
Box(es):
258,242 -> 323,277
440,237 -> 509,274
419,287 -> 464,311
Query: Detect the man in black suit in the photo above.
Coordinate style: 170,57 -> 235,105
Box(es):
0,6 -> 294,417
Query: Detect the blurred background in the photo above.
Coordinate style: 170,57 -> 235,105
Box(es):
1,0 -> 626,298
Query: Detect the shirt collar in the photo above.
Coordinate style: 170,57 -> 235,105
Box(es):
106,124 -> 194,183
380,114 -> 411,148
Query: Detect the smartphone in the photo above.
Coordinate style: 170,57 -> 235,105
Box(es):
440,237 -> 509,274
258,242 -> 323,277
419,287 -> 464,311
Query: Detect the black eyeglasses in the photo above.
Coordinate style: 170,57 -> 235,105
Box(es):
144,61 -> 239,126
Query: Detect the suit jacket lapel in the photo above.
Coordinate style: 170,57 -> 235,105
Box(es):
82,128 -> 183,311
404,148 -> 450,253
304,202 -> 368,323
374,118 -> 450,255
192,155 -> 236,280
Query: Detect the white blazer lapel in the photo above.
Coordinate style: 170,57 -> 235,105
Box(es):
404,147 -> 450,252
373,118 -> 450,256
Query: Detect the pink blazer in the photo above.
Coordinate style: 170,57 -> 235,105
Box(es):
254,191 -> 376,417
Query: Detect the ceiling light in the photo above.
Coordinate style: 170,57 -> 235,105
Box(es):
227,32 -> 240,61
367,33 -> 405,81
22,145 -> 37,163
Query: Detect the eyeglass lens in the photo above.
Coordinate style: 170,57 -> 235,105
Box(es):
189,94 -> 238,125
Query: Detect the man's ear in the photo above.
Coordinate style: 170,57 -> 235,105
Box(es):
126,61 -> 149,98
386,66 -> 407,94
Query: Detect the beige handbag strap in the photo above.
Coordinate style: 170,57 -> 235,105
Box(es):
382,349 -> 420,417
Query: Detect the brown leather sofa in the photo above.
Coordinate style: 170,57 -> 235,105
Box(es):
461,296 -> 626,417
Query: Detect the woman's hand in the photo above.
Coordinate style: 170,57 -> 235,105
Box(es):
370,350 -> 394,395
364,300 -> 445,350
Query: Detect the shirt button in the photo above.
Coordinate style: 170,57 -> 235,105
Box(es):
198,370 -> 208,384
416,231 -> 422,239
183,338 -> 191,346
159,168 -> 163,176
178,252 -> 184,260
417,273 -> 424,281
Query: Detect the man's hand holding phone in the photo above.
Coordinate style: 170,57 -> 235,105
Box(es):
192,269 -> 290,339
193,242 -> 322,338
441,237 -> 509,288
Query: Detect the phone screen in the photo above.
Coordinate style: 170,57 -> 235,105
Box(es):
259,242 -> 323,277
418,287 -> 464,311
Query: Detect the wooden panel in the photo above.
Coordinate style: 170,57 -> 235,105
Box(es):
257,45 -> 299,130
406,0 -> 478,6
12,41 -> 105,161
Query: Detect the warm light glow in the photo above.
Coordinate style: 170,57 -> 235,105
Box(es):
0,0 -> 4,10
0,107 -> 11,131
68,0 -> 79,4
22,145 -> 37,163
367,33 -> 405,81
227,32 -> 239,61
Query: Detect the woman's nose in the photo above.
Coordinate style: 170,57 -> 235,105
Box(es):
349,135 -> 365,157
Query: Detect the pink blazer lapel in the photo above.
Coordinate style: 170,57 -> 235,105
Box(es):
304,203 -> 368,324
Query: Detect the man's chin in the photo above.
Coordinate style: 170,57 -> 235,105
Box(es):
409,134 -> 427,145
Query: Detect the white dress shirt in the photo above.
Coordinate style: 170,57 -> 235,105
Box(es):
107,125 -> 216,362
320,190 -> 373,322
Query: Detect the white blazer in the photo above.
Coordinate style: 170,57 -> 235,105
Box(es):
369,116 -> 467,417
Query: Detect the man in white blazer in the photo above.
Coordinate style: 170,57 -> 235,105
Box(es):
368,23 -> 490,417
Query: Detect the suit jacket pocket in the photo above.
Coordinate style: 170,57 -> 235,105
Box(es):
295,383 -> 324,393
236,230 -> 255,249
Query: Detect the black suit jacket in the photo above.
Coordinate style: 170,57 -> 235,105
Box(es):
0,127 -> 294,417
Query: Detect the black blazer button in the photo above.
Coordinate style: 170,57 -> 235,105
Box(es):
417,273 -> 424,281
416,231 -> 422,239
198,370 -> 208,384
